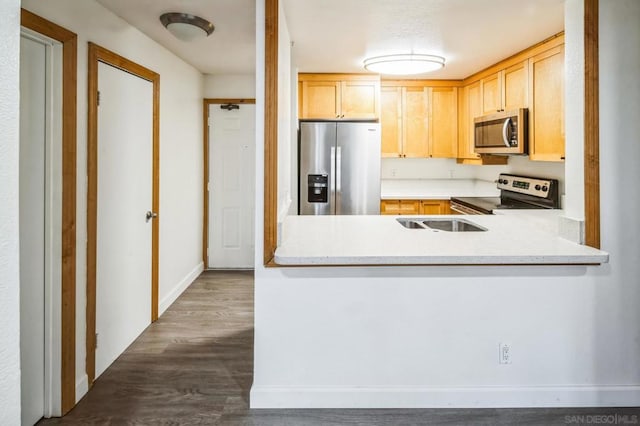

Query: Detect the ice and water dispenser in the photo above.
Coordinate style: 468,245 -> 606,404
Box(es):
307,174 -> 328,203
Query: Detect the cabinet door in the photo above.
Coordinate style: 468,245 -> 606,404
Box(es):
381,87 -> 402,157
301,81 -> 341,119
341,80 -> 379,119
503,60 -> 529,110
430,87 -> 458,158
402,87 -> 429,158
459,81 -> 482,160
420,200 -> 450,215
481,72 -> 502,115
399,200 -> 421,215
529,45 -> 565,161
381,200 -> 420,215
380,200 -> 400,215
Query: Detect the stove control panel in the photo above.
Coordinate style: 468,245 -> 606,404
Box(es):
497,174 -> 554,198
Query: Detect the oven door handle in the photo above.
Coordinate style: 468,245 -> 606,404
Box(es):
502,117 -> 512,147
450,201 -> 487,215
450,205 -> 470,215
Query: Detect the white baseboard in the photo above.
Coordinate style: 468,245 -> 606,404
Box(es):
158,262 -> 204,316
75,374 -> 88,403
250,385 -> 640,408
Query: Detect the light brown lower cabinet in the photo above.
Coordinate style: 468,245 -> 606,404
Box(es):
381,199 -> 451,215
420,200 -> 451,215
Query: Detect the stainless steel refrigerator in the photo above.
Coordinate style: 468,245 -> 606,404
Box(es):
299,121 -> 381,215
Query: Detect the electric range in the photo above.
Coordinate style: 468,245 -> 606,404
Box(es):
450,174 -> 560,215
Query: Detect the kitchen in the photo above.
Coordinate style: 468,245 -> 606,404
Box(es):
252,0 -> 639,409
274,1 -> 603,266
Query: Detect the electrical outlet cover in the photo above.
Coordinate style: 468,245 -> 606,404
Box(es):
499,342 -> 512,364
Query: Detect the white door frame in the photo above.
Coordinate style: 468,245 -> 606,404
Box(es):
202,98 -> 256,269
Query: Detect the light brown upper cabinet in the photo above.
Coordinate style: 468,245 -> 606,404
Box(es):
381,87 -> 403,156
481,61 -> 529,115
299,73 -> 380,120
529,45 -> 565,161
481,72 -> 502,115
429,87 -> 458,158
381,82 -> 457,159
503,61 -> 529,111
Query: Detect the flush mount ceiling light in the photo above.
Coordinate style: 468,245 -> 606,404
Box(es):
159,13 -> 214,42
363,54 -> 445,75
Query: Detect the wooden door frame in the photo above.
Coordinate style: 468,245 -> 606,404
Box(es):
261,0 -> 601,264
20,9 -> 77,415
86,42 -> 160,385
202,98 -> 256,268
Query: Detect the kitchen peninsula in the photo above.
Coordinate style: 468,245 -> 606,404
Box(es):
275,214 -> 608,266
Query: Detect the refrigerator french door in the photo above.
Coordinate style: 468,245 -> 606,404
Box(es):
299,121 -> 381,215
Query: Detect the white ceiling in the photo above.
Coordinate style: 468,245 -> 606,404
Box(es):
283,0 -> 565,79
95,0 -> 564,79
96,0 -> 256,75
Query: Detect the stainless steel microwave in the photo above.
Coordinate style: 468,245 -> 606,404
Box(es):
474,108 -> 528,155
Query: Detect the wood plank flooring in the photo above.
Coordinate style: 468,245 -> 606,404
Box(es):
39,270 -> 639,425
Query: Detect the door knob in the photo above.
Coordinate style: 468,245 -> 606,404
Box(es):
145,211 -> 158,222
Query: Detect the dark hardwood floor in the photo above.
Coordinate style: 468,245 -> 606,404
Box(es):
39,270 -> 639,425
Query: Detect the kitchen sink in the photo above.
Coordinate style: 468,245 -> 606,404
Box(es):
396,218 -> 428,229
422,219 -> 487,232
397,218 -> 487,232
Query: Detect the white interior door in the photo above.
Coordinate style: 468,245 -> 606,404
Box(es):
208,104 -> 256,268
96,62 -> 153,378
19,33 -> 47,426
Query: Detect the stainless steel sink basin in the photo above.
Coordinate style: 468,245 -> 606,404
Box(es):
422,219 -> 487,232
396,218 -> 429,229
396,218 -> 487,232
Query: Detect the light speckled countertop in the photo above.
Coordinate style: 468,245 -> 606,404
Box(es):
381,179 -> 499,200
274,214 -> 608,266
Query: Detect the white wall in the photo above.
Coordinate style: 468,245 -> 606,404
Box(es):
21,0 -> 205,401
203,74 -> 255,98
252,0 -> 640,408
277,1 -> 292,222
381,157 -> 565,195
563,0 -> 585,220
0,0 -> 22,423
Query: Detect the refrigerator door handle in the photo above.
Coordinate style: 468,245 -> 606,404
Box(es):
330,146 -> 336,194
336,146 -> 342,192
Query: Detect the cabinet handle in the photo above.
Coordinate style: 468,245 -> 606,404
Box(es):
336,114 -> 340,118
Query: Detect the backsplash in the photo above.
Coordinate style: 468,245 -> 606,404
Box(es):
381,156 -> 566,193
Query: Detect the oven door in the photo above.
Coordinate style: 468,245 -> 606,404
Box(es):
450,201 -> 487,215
474,108 -> 527,155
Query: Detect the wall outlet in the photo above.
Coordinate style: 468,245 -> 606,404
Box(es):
390,168 -> 397,177
499,343 -> 512,364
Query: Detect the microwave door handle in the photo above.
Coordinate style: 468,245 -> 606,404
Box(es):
502,117 -> 512,147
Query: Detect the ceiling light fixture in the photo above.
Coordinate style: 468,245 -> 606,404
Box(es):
159,13 -> 215,42
363,54 -> 446,75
